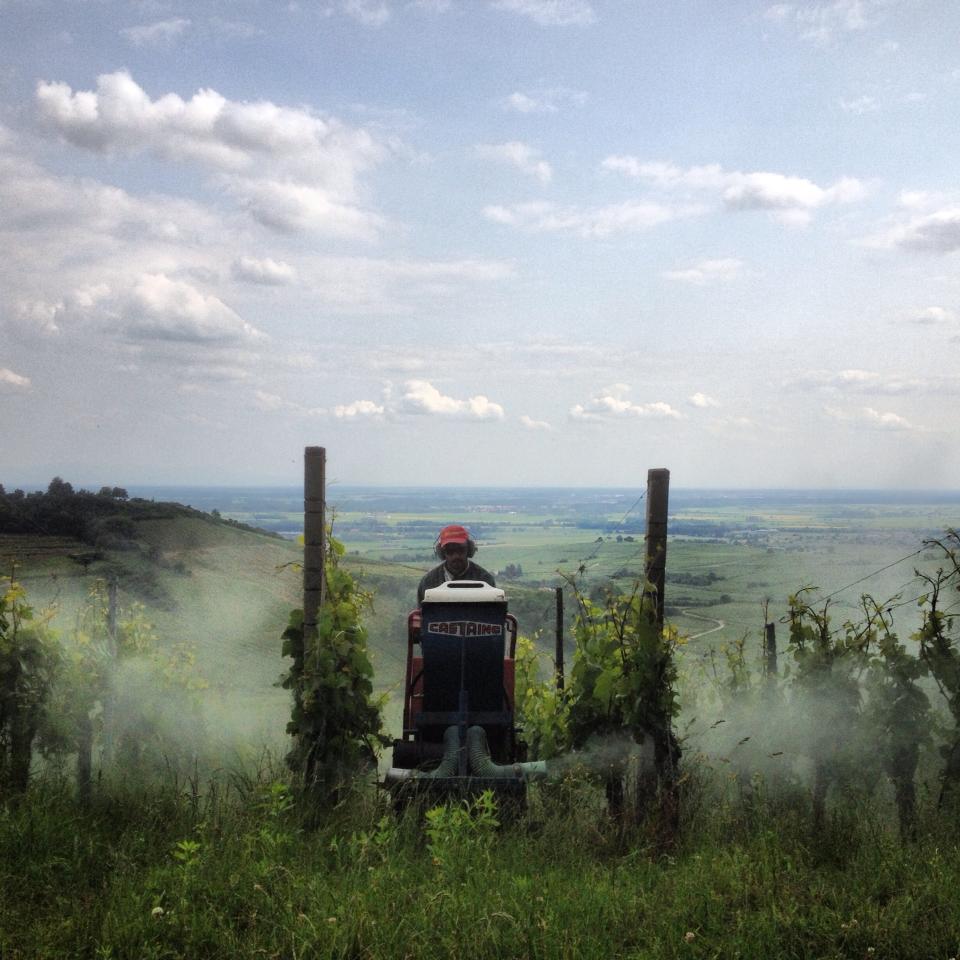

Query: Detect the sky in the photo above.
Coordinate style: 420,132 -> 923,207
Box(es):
2,0 -> 960,488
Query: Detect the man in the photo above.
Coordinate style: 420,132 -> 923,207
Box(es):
417,524 -> 496,605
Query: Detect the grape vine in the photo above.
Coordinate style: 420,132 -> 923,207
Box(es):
280,533 -> 387,805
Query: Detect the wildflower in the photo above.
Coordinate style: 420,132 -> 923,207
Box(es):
327,917 -> 337,925
151,906 -> 164,919
684,932 -> 696,943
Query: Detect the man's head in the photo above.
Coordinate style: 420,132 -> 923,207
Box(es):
435,524 -> 475,577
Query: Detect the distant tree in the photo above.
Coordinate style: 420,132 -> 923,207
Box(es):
98,487 -> 113,498
111,487 -> 129,501
47,477 -> 74,498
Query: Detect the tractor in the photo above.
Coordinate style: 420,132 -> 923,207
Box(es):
383,580 -> 546,803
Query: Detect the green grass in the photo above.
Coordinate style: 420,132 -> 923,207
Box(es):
3,772 -> 960,959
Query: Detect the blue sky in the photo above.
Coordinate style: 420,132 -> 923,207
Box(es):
2,0 -> 959,487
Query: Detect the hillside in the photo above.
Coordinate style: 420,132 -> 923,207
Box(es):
1,487 -> 305,751
0,490 -> 511,746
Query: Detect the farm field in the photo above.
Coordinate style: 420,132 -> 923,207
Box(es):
158,483 -> 960,652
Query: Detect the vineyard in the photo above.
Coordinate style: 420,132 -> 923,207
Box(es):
3,480 -> 960,958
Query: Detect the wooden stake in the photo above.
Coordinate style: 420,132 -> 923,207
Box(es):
765,621 -> 778,678
555,586 -> 565,692
643,468 -> 670,633
303,447 -> 326,638
107,577 -> 118,656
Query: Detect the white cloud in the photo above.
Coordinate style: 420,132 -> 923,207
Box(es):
838,95 -> 879,114
602,157 -> 866,223
177,362 -> 252,383
12,299 -> 62,336
764,4 -> 793,21
254,388 -> 326,418
570,385 -> 682,421
519,414 -> 553,430
36,71 -> 386,237
334,399 -> 385,418
121,17 -> 191,47
764,1 -> 887,45
689,392 -> 720,408
784,368 -> 957,397
0,367 -> 31,388
897,190 -> 945,210
399,379 -> 505,419
0,144 -> 215,253
901,306 -> 955,326
343,0 -> 391,26
475,141 -> 552,183
208,18 -> 263,40
120,274 -> 266,344
298,256 -> 515,312
491,0 -> 595,26
504,92 -> 546,114
501,87 -> 587,113
665,258 -> 742,285
226,177 -> 385,240
231,257 -> 297,285
410,0 -> 452,11
723,172 -> 866,212
253,389 -> 285,411
868,206 -> 960,253
788,368 -> 882,390
602,157 -> 727,188
824,405 -> 920,432
483,199 -> 696,237
17,274 -> 266,351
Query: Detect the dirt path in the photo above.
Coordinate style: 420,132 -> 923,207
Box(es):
681,608 -> 726,640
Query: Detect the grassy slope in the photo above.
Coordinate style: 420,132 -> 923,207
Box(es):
5,518 -> 447,745
2,779 -> 960,960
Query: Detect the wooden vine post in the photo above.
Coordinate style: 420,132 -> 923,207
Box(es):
643,468 -> 681,834
298,446 -> 326,790
765,621 -> 778,680
643,468 -> 669,633
555,586 -> 565,692
303,446 -> 326,640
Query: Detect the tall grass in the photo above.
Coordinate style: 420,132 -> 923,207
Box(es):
3,766 -> 960,959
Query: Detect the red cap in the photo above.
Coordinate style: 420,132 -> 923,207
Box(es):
438,524 -> 470,547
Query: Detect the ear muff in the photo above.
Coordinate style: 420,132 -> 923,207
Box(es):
435,534 -> 477,559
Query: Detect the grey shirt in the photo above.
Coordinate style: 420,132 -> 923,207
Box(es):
417,560 -> 496,605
